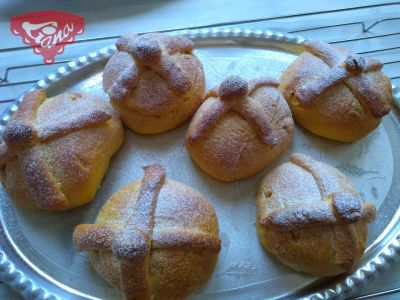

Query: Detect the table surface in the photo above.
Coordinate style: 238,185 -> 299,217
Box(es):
0,0 -> 399,299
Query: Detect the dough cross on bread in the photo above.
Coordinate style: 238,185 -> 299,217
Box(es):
187,76 -> 279,146
259,153 -> 376,270
260,153 -> 376,230
73,165 -> 220,300
261,193 -> 376,231
0,89 -> 113,209
295,41 -> 391,117
106,33 -> 194,103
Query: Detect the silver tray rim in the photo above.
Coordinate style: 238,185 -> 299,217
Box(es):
0,27 -> 399,300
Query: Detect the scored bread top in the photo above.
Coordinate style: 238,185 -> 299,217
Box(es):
73,164 -> 220,300
186,76 -> 283,146
290,41 -> 391,118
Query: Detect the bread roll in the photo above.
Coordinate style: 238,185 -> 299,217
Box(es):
103,33 -> 205,134
0,89 -> 124,210
73,164 -> 220,300
257,153 -> 376,276
280,41 -> 392,142
186,76 -> 293,181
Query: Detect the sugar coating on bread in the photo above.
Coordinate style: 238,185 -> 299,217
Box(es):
103,33 -> 205,134
257,153 -> 376,276
280,41 -> 392,142
218,75 -> 249,101
263,194 -> 375,231
186,76 -> 293,181
295,42 -> 389,117
73,164 -> 220,300
108,34 -> 192,100
0,89 -> 124,210
188,76 -> 281,145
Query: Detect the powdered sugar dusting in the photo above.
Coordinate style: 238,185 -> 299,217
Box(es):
112,229 -> 149,262
260,153 -> 373,237
236,95 -> 278,145
257,153 -> 378,275
218,76 -> 248,101
73,224 -> 114,251
107,64 -> 138,104
129,36 -> 162,64
186,76 -> 294,181
332,192 -> 362,222
158,55 -> 191,94
103,32 -> 204,132
265,201 -> 336,230
20,146 -> 69,209
0,89 -> 122,210
40,110 -> 111,141
3,121 -> 36,145
166,35 -> 194,55
188,76 -> 290,144
290,153 -> 356,198
248,77 -> 279,93
74,164 -> 166,299
152,228 -> 220,252
292,41 -> 391,117
72,165 -> 220,299
186,98 -> 232,142
295,65 -> 348,106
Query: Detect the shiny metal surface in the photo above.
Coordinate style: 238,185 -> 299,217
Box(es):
0,28 -> 399,300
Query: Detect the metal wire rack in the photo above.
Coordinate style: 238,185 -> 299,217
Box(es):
1,2 -> 400,108
0,2 -> 400,299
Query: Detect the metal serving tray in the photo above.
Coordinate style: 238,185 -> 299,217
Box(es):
0,28 -> 399,300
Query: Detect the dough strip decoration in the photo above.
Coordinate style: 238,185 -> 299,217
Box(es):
294,41 -> 390,117
107,33 -> 194,104
187,76 -> 279,146
73,164 -> 220,300
0,89 -> 113,209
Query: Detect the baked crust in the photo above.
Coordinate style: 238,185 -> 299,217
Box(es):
73,164 -> 220,300
0,89 -> 124,210
186,76 -> 294,181
256,153 -> 376,276
103,33 -> 205,134
280,41 -> 392,142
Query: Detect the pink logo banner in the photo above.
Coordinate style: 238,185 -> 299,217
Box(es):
11,10 -> 85,64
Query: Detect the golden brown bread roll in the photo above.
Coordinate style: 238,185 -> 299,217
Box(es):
0,89 -> 124,211
186,76 -> 294,182
73,164 -> 220,300
256,153 -> 376,276
103,33 -> 205,134
280,41 -> 392,142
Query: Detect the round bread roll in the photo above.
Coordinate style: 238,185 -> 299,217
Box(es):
73,164 -> 220,300
0,89 -> 124,211
186,76 -> 294,182
103,33 -> 205,134
256,153 -> 376,276
280,41 -> 392,142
